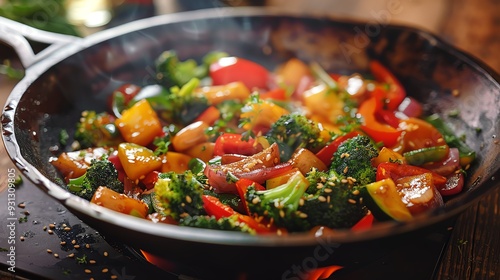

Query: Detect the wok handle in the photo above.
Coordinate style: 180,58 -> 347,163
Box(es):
0,16 -> 81,68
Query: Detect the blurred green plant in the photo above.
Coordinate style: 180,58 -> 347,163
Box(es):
0,0 -> 80,36
0,59 -> 24,79
0,0 -> 81,79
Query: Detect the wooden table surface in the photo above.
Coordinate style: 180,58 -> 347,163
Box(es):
1,1 -> 499,279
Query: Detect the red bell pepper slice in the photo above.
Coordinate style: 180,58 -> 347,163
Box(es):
194,105 -> 220,126
350,212 -> 374,231
202,195 -> 236,219
369,61 -> 406,111
376,162 -> 447,188
202,195 -> 277,234
210,57 -> 269,90
142,171 -> 160,190
358,96 -> 402,147
213,133 -> 262,156
315,130 -> 360,166
259,88 -> 287,101
235,178 -> 265,215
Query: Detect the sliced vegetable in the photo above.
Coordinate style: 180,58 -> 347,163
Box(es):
209,57 -> 269,89
196,82 -> 251,105
160,152 -> 193,174
371,147 -> 406,167
91,186 -> 149,218
369,60 -> 406,111
117,143 -> 163,181
358,96 -> 402,147
403,145 -> 449,166
397,117 -> 446,153
440,172 -> 465,196
288,148 -> 327,175
376,162 -> 447,189
394,173 -> 444,215
213,133 -> 263,156
359,178 -> 413,221
115,99 -> 163,146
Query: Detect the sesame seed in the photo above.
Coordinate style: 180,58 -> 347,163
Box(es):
452,89 -> 460,97
327,181 -> 335,187
84,269 -> 92,274
68,253 -> 75,258
318,196 -> 327,202
299,198 -> 305,206
185,195 -> 192,204
85,244 -> 90,249
71,240 -> 76,245
265,154 -> 271,161
63,227 -> 71,232
54,253 -> 59,258
89,260 -> 96,264
43,226 -> 47,231
352,190 -> 360,195
299,212 -> 308,218
343,166 -> 349,174
279,210 -> 285,218
47,230 -> 54,234
316,183 -> 324,189
47,249 -> 52,254
102,268 -> 109,273
465,164 -> 470,170
111,275 -> 118,279
74,245 -> 80,249
324,188 -> 332,193
359,197 -> 364,204
103,251 -> 108,257
49,223 -> 55,229
341,179 -> 348,184
20,236 -> 25,241
252,197 -> 260,204
18,203 -> 25,208
60,241 -> 66,245
62,223 -> 67,228
348,199 -> 356,204
327,196 -> 331,203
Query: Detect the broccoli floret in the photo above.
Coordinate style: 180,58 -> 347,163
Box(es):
153,170 -> 205,220
179,215 -> 255,234
300,169 -> 367,229
266,113 -> 324,161
330,135 -> 379,186
245,172 -> 310,231
74,110 -> 121,149
155,50 -> 228,88
143,78 -> 209,125
67,156 -> 123,201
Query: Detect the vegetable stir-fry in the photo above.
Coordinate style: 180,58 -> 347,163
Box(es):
50,51 -> 475,235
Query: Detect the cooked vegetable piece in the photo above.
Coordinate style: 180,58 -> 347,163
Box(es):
210,57 -> 269,89
67,156 -> 123,201
91,186 -> 148,218
330,135 -> 380,186
171,121 -> 209,152
153,170 -> 205,220
266,112 -> 324,161
245,171 -> 311,231
394,173 -> 444,215
300,169 -> 368,229
160,152 -> 193,174
50,147 -> 110,179
115,99 -> 163,146
359,178 -> 412,221
117,143 -> 163,181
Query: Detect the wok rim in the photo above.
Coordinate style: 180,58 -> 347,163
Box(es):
1,6 -> 499,248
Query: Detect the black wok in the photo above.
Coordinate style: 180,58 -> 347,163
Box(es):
1,7 -> 499,278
